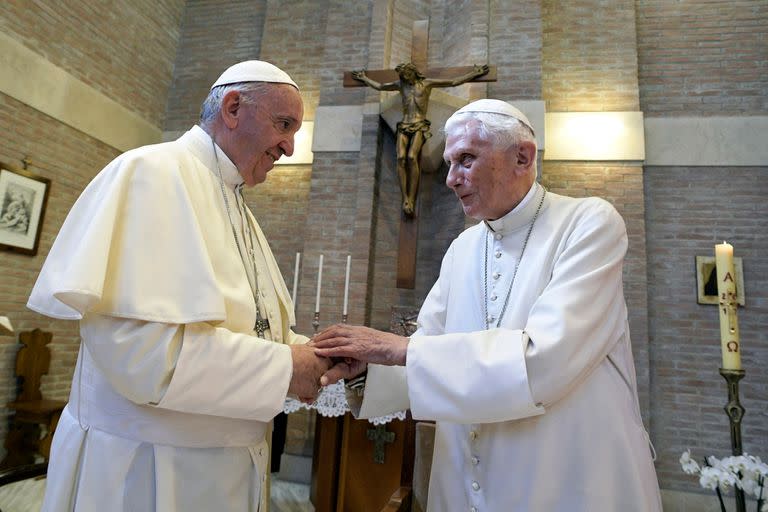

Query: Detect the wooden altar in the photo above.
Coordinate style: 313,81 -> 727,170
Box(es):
310,307 -> 419,512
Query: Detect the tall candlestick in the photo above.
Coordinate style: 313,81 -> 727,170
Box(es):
315,254 -> 324,313
715,242 -> 741,370
291,252 -> 300,310
343,255 -> 351,316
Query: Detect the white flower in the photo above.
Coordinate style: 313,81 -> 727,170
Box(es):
680,450 -> 701,475
739,475 -> 759,495
699,466 -> 721,490
716,469 -> 738,491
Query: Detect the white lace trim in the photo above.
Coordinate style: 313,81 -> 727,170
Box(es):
283,381 -> 407,425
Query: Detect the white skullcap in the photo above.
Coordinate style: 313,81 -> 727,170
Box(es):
451,99 -> 534,135
210,60 -> 299,90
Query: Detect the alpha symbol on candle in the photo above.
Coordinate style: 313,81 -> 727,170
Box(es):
723,272 -> 734,283
727,341 -> 739,353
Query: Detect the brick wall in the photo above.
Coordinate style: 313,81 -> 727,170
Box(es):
488,1 -> 542,101
636,0 -> 768,116
163,0 -> 267,131
542,0 -> 640,112
0,1 -> 184,458
0,93 -> 121,452
0,1 -> 185,127
644,167 -> 768,492
636,0 -> 768,494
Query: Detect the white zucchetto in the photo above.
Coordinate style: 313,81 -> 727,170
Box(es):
451,99 -> 534,135
211,60 -> 299,90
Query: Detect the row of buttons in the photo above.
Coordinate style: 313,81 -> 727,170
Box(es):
470,429 -> 481,511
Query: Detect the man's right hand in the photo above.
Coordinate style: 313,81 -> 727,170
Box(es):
288,344 -> 332,402
320,358 -> 367,387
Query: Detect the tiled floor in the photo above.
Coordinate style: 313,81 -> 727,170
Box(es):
0,475 -> 313,511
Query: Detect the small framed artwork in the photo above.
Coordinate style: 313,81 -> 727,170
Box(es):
0,163 -> 51,256
696,255 -> 745,306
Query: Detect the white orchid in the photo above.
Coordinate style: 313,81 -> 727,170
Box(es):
680,449 -> 701,475
681,451 -> 766,511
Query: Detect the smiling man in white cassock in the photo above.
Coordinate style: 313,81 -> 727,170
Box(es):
313,99 -> 663,511
27,61 -> 331,512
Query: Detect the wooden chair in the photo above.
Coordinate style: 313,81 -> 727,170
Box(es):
1,329 -> 66,468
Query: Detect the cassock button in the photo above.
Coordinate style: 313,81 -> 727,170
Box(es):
486,315 -> 494,323
494,251 -> 502,259
492,272 -> 501,280
495,233 -> 503,240
470,508 -> 477,512
471,456 -> 479,466
472,481 -> 480,491
490,294 -> 497,301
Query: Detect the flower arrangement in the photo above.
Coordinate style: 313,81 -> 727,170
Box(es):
680,450 -> 767,512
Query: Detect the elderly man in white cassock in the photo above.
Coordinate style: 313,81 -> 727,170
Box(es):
313,99 -> 663,511
27,61 -> 331,511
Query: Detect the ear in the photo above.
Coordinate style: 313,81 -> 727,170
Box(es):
514,140 -> 537,171
220,90 -> 243,129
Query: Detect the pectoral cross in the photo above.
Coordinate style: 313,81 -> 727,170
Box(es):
254,314 -> 270,338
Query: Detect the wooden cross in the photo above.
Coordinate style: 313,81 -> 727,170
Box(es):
344,20 -> 496,288
366,424 -> 396,464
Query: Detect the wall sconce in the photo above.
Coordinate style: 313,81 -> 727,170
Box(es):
543,112 -> 645,161
0,315 -> 13,334
276,121 -> 314,165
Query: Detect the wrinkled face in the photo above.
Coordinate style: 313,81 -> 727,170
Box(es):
228,84 -> 303,186
443,119 -> 527,221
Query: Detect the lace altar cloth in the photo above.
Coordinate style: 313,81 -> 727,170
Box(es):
284,306 -> 416,425
283,381 -> 407,426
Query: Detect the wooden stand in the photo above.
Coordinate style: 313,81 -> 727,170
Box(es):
311,413 -> 415,512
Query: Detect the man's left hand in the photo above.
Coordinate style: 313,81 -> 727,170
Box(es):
311,324 -> 409,368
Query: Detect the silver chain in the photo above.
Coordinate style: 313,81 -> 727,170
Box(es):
211,139 -> 266,329
483,187 -> 546,330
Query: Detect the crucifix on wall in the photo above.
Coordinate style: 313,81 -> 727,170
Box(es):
344,19 -> 496,288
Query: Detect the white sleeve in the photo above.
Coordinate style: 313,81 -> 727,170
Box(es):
348,244 -> 455,419
81,313 -> 293,421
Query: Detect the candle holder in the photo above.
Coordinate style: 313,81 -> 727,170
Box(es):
341,313 -> 348,324
312,311 -> 320,334
719,368 -> 746,512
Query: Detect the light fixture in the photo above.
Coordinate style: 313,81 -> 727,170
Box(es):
544,112 -> 644,161
0,316 -> 13,334
276,121 -> 314,165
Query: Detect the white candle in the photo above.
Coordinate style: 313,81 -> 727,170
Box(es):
315,254 -> 324,313
715,242 -> 741,370
343,255 -> 351,316
292,252 -> 301,309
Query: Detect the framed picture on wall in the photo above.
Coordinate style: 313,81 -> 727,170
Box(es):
0,163 -> 51,256
695,255 -> 746,306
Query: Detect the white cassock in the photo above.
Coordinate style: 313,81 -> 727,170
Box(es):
27,126 -> 306,512
351,183 -> 662,512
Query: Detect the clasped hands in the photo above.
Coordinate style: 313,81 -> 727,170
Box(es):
289,324 -> 408,403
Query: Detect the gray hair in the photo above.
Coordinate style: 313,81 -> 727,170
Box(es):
199,81 -> 273,127
444,111 -> 537,153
